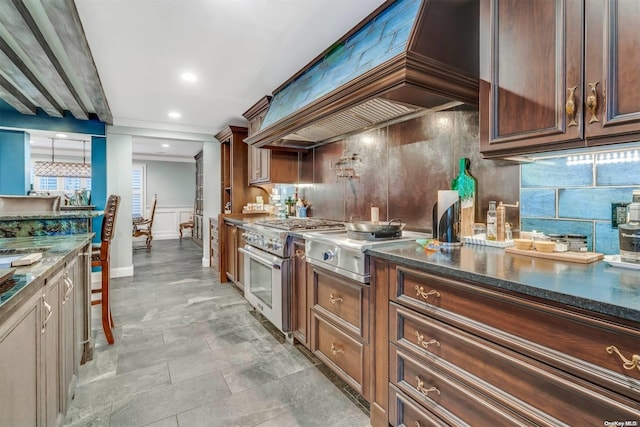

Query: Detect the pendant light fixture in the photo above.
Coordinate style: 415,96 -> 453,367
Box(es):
33,138 -> 91,178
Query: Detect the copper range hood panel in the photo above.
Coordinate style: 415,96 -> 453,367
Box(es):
246,0 -> 479,149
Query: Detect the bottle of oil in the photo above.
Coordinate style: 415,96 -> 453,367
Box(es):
486,201 -> 497,241
496,202 -> 506,242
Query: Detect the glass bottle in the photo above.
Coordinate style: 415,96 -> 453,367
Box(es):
486,201 -> 497,240
451,157 -> 477,237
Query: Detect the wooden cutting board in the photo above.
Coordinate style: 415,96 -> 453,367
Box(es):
505,247 -> 604,264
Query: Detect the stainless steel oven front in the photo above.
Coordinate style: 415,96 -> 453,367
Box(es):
238,245 -> 292,334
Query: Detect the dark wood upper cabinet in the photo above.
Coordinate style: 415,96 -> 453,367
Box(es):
243,96 -> 299,185
480,0 -> 640,157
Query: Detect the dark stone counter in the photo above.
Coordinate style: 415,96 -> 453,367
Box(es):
0,234 -> 93,318
0,210 -> 103,238
368,243 -> 640,323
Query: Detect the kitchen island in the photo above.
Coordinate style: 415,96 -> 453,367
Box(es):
0,234 -> 93,426
367,242 -> 640,427
0,209 -> 102,238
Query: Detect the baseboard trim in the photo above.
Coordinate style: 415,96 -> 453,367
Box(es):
91,265 -> 133,284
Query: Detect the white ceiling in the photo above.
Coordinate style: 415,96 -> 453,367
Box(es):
31,0 -> 384,160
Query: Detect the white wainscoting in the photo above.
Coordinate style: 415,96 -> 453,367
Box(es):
132,204 -> 194,244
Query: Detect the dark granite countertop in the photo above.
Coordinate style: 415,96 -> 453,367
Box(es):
0,234 -> 94,318
368,243 -> 640,323
0,210 -> 103,220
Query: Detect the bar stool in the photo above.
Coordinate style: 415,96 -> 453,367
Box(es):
91,194 -> 120,345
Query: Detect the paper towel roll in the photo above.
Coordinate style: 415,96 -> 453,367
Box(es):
371,207 -> 379,224
437,190 -> 459,221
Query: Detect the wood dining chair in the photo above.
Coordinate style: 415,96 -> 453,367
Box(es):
179,202 -> 195,239
132,194 -> 157,249
91,194 -> 120,345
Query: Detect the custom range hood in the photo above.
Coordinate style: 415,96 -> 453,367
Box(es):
245,0 -> 479,150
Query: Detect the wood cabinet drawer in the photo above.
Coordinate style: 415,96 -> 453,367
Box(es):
313,266 -> 368,339
388,384 -> 448,427
390,264 -> 640,397
390,302 -> 640,425
312,311 -> 367,395
389,345 -> 535,426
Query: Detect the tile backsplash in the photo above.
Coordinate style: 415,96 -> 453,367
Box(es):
520,150 -> 640,254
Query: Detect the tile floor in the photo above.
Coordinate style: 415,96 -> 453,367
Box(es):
64,239 -> 371,427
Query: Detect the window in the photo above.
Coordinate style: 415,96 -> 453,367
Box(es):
132,163 -> 146,218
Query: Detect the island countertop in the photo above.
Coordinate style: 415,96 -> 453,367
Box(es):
0,234 -> 94,320
0,210 -> 103,220
368,243 -> 640,323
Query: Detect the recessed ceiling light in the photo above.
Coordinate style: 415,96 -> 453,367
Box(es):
56,133 -> 68,138
168,111 -> 181,119
161,143 -> 170,148
181,72 -> 197,83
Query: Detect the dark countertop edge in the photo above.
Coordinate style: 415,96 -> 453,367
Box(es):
0,234 -> 94,323
0,210 -> 104,220
367,248 -> 640,324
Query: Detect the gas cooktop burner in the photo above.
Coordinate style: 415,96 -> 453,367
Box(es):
254,218 -> 344,231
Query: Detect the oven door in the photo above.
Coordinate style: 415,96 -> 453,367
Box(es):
238,245 -> 291,332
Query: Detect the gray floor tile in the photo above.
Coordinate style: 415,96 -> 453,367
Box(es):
64,239 -> 370,427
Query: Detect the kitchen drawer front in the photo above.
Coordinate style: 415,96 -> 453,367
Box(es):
390,303 -> 640,425
389,345 -> 535,427
390,264 -> 640,393
388,384 -> 449,427
313,266 -> 368,339
312,311 -> 367,396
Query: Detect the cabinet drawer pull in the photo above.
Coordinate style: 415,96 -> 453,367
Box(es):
606,345 -> 640,371
565,85 -> 578,127
42,297 -> 52,333
415,331 -> 440,350
415,376 -> 440,396
295,249 -> 305,260
586,81 -> 599,123
330,343 -> 344,355
329,293 -> 343,305
414,286 -> 440,301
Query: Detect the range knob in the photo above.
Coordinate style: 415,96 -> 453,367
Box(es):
322,250 -> 335,261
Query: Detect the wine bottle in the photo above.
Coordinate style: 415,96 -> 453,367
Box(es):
451,157 -> 477,237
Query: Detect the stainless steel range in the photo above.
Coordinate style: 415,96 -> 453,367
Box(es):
304,229 -> 429,283
239,218 -> 344,335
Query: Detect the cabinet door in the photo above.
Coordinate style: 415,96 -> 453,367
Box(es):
585,0 -> 640,143
224,222 -> 237,283
236,225 -> 246,287
61,260 -> 78,412
480,0 -> 584,156
44,272 -> 62,427
291,238 -> 309,347
0,291 -> 41,427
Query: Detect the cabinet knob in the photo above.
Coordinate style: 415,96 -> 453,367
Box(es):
295,249 -> 305,260
606,345 -> 640,372
415,376 -> 440,397
565,85 -> 578,127
414,285 -> 440,301
586,81 -> 600,123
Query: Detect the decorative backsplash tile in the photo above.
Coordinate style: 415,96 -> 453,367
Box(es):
521,149 -> 640,255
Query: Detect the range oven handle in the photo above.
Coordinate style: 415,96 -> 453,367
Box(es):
239,246 -> 282,270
